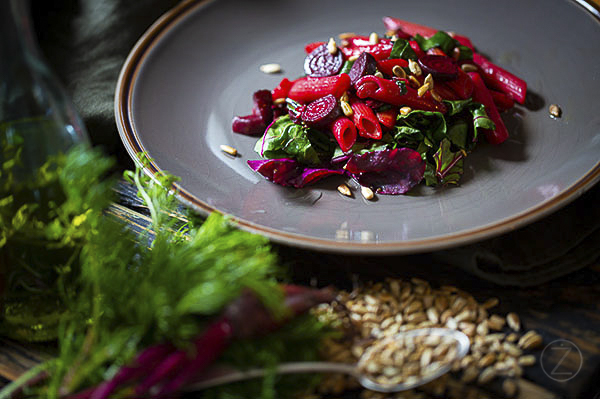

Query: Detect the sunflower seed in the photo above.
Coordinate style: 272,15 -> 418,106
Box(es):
369,32 -> 380,45
507,312 -> 521,331
478,366 -> 497,384
327,37 -> 338,54
481,297 -> 499,309
408,59 -> 422,76
549,104 -> 562,118
259,63 -> 282,74
518,354 -> 536,366
488,315 -> 506,331
219,144 -> 238,156
337,184 -> 352,197
460,63 -> 478,73
392,65 -> 406,78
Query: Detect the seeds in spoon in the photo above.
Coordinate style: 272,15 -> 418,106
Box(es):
356,333 -> 459,387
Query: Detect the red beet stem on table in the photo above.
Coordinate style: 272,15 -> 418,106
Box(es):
77,285 -> 334,398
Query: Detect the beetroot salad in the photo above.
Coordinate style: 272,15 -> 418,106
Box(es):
232,17 -> 527,195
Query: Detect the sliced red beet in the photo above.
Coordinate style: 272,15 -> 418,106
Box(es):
348,52 -> 377,84
232,114 -> 266,136
247,159 -> 299,186
304,43 -> 344,77
252,89 -> 274,124
417,55 -> 458,81
301,94 -> 341,127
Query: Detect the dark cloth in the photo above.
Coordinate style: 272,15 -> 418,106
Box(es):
31,0 -> 180,167
31,0 -> 600,286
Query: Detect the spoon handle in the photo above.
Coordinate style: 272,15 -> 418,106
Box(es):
185,361 -> 358,391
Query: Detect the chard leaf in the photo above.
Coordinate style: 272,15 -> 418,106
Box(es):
447,120 -> 469,149
354,136 -> 394,154
332,134 -> 395,159
254,116 -> 332,165
443,98 -> 474,116
393,126 -> 423,148
433,138 -> 465,185
389,38 -> 417,60
456,44 -> 473,61
470,102 -> 495,144
397,110 -> 447,144
423,162 -> 438,186
413,31 -> 456,54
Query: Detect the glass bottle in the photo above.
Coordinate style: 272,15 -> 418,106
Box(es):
0,0 -> 89,341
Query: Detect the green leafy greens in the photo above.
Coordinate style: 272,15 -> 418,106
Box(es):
389,38 -> 418,60
411,30 -> 473,61
413,31 -> 456,55
333,98 -> 495,187
255,115 -> 334,165
0,145 -> 330,399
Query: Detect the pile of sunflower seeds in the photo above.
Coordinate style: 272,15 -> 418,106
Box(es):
311,277 -> 544,398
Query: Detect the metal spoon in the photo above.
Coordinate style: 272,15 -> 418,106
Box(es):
186,328 -> 470,393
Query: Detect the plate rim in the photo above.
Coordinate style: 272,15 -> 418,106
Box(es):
115,0 -> 600,255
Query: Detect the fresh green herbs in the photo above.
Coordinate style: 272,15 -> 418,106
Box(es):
0,140 -> 115,342
0,147 -> 329,398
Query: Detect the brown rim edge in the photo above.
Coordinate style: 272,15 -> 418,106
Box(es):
115,0 -> 600,255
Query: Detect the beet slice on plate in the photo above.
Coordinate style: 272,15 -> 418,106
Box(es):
304,43 -> 344,77
348,52 -> 377,84
232,114 -> 265,136
300,94 -> 341,127
417,55 -> 458,80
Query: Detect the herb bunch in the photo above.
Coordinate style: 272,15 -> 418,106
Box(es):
0,148 -> 330,399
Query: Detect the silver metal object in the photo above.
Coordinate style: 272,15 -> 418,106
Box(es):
186,328 -> 470,393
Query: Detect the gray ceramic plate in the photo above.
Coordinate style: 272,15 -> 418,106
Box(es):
116,0 -> 600,254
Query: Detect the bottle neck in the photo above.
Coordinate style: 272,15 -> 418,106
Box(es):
0,0 -> 88,162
